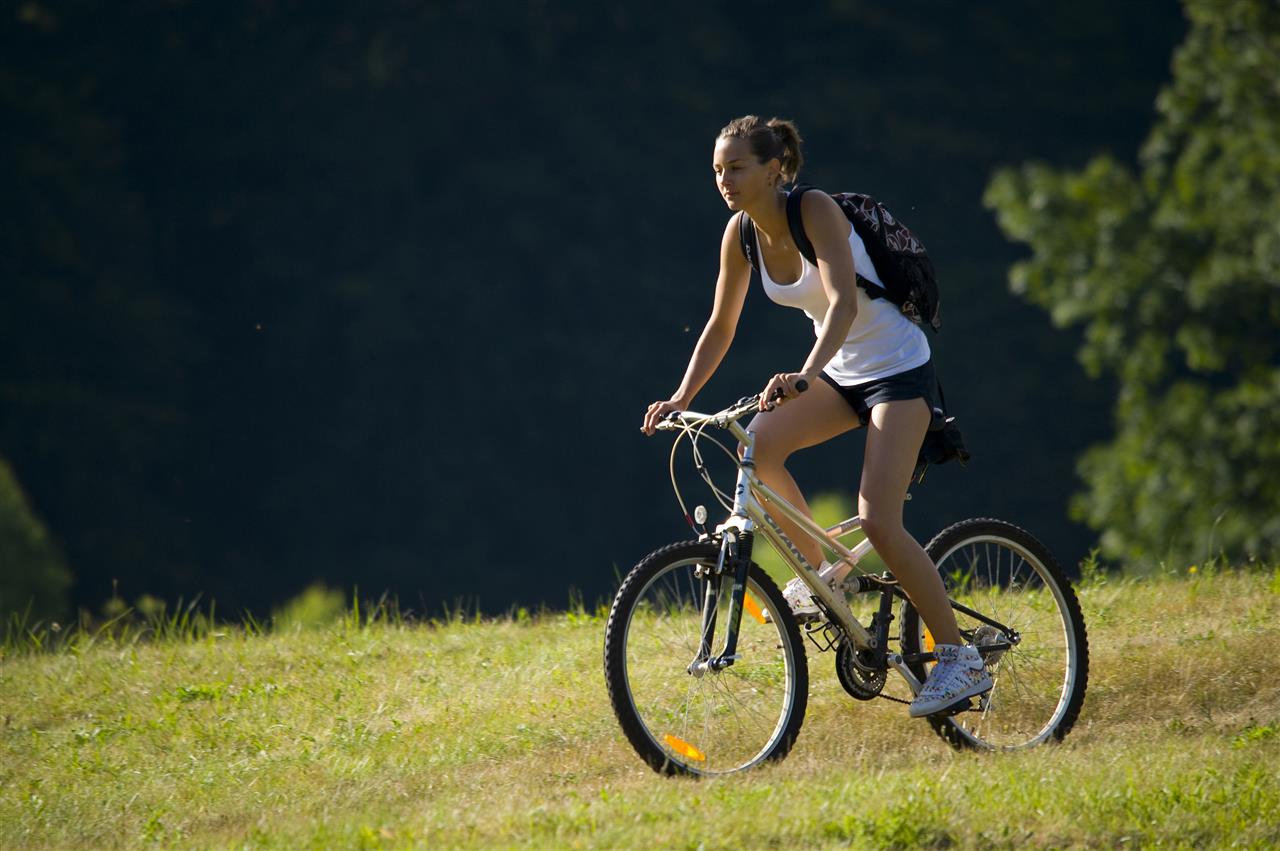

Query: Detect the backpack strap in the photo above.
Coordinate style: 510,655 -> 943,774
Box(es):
785,185 -> 885,298
784,185 -> 818,265
737,211 -> 760,271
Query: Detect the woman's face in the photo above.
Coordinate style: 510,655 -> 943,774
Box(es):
712,135 -> 778,211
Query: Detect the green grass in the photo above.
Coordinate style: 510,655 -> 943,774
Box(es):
3,567 -> 1279,849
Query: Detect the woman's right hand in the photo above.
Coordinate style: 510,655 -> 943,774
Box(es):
642,398 -> 687,436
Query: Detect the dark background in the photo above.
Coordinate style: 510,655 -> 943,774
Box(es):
2,1 -> 1186,616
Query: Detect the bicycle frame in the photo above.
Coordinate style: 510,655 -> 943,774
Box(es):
696,417 -> 928,694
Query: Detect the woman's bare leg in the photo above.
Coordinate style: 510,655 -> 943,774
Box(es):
859,399 -> 964,646
745,380 -> 861,567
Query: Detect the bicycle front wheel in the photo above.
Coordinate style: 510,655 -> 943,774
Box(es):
603,540 -> 807,776
900,518 -> 1089,750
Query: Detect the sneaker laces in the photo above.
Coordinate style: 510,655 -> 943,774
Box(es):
920,646 -> 986,698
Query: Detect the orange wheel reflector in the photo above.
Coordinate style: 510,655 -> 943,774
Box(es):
743,592 -> 767,624
663,734 -> 707,762
923,628 -> 936,653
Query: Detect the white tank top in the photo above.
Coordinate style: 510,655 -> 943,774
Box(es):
758,223 -> 930,385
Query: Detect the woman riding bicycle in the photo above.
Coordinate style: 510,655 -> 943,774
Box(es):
640,115 -> 990,718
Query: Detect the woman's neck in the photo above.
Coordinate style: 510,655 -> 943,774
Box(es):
741,189 -> 790,242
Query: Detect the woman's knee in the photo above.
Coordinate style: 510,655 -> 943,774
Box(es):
859,511 -> 906,549
742,429 -> 793,469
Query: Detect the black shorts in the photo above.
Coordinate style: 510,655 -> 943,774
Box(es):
820,360 -> 940,425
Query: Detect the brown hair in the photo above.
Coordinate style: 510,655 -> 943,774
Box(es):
717,115 -> 804,186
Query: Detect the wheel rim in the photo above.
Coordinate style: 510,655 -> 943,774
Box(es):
921,535 -> 1081,749
621,557 -> 800,775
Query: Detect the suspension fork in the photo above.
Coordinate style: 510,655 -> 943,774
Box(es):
689,529 -> 754,674
691,544 -> 725,669
690,458 -> 758,674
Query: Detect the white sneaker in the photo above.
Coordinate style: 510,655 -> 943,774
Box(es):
908,644 -> 993,718
767,561 -> 851,623
780,576 -> 821,620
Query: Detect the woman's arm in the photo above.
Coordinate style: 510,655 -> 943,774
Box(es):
642,215 -> 752,434
799,190 -> 859,376
760,191 -> 859,406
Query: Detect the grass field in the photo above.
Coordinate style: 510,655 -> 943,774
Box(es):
3,565 -> 1279,849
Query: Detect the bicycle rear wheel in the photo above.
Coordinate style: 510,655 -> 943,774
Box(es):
603,540 -> 807,776
900,518 -> 1088,749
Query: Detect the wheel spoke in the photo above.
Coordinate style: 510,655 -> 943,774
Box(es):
606,546 -> 806,775
902,522 -> 1088,751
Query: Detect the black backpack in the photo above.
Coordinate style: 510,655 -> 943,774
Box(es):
738,185 -> 942,332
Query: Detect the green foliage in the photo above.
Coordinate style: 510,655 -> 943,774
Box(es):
272,583 -> 347,631
3,590 -> 223,658
985,0 -> 1280,564
0,458 -> 71,620
1078,547 -> 1108,587
821,789 -> 955,849
1232,723 -> 1277,749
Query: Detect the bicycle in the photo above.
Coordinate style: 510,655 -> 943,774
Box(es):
604,385 -> 1089,776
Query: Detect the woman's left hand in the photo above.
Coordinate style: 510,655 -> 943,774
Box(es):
759,372 -> 816,411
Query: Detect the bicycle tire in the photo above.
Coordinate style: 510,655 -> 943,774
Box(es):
603,539 -> 808,776
899,518 -> 1089,750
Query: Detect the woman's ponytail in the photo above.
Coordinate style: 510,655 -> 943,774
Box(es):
766,118 -> 804,185
718,115 -> 805,187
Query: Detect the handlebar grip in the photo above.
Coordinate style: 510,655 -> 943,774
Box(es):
767,378 -> 810,407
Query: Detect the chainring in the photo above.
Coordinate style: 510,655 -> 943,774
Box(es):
835,640 -> 887,700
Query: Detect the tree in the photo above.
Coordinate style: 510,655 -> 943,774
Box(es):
0,458 -> 72,621
984,0 -> 1280,564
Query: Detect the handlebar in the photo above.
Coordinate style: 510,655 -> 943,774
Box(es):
656,379 -> 809,432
